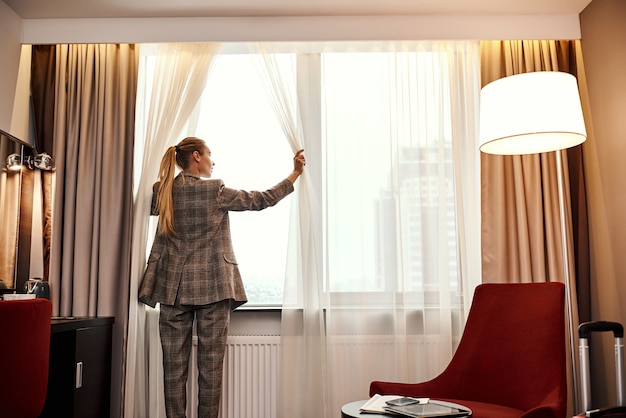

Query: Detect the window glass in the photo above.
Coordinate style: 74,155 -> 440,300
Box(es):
322,52 -> 458,295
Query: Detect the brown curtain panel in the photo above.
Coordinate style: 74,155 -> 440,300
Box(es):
31,44 -> 138,418
31,46 -> 57,282
479,40 -> 591,322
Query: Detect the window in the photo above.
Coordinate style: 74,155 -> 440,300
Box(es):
148,43 -> 473,308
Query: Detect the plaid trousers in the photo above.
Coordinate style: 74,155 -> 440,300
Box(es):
159,299 -> 231,418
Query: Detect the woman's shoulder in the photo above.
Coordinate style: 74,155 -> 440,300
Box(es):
180,176 -> 225,191
198,178 -> 225,187
174,173 -> 223,185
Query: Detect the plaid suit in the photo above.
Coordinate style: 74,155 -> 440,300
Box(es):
139,173 -> 294,418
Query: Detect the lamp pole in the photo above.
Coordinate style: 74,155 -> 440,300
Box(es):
556,149 -> 580,412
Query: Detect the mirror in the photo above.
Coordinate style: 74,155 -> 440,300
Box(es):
0,129 -> 36,294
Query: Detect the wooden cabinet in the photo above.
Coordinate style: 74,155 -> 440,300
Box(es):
41,317 -> 114,418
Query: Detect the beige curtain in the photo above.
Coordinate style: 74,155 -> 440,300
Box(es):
49,44 -> 138,418
481,40 -> 575,283
479,40 -> 591,416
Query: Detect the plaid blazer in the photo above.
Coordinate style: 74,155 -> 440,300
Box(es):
138,173 -> 294,308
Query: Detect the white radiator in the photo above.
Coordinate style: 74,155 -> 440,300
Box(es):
186,335 -> 281,418
186,334 -> 451,418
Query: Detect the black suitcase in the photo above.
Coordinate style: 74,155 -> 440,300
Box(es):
576,321 -> 626,417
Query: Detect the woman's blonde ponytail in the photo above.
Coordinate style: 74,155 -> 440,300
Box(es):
156,146 -> 177,235
155,137 -> 207,236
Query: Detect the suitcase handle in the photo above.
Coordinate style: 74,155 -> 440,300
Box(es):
579,321 -> 624,339
578,321 -> 626,414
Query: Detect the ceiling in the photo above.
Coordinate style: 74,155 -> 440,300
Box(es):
4,0 -> 593,19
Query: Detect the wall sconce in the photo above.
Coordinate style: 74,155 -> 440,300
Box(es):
5,152 -> 55,171
6,153 -> 22,171
28,153 -> 54,171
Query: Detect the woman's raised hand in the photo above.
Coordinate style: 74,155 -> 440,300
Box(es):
288,149 -> 306,184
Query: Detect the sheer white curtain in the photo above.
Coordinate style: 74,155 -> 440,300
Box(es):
254,41 -> 482,418
124,42 -> 220,418
446,43 -> 483,313
251,46 -> 328,418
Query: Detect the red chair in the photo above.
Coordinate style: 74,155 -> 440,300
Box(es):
0,298 -> 52,418
370,282 -> 567,418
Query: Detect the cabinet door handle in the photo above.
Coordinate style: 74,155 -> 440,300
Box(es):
76,361 -> 83,389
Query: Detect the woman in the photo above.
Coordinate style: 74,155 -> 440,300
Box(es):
139,136 -> 305,418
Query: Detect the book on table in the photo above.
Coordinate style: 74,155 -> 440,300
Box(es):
359,394 -> 429,414
360,394 -> 472,417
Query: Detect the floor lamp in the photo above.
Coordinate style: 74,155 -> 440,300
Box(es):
478,71 -> 587,412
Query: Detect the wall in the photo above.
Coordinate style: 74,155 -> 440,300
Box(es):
580,0 -> 626,410
0,1 -> 22,134
18,15 -> 582,44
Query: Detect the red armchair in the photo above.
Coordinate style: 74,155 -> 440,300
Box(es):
0,298 -> 52,418
370,282 -> 567,418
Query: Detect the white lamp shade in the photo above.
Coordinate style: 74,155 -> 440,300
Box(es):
479,71 -> 587,155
